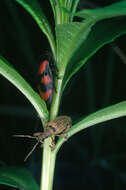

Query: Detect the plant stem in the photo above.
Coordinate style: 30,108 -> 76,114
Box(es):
40,138 -> 56,190
50,77 -> 63,120
40,76 -> 63,190
40,0 -> 69,186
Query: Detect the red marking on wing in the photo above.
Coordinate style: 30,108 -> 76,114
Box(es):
38,60 -> 48,74
41,75 -> 51,84
38,85 -> 52,101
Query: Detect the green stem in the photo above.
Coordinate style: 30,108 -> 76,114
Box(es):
40,0 -> 70,184
40,138 -> 56,190
40,76 -> 63,190
55,3 -> 62,25
50,77 -> 63,120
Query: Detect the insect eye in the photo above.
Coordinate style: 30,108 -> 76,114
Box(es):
49,125 -> 56,132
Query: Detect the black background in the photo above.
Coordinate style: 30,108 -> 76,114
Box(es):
0,0 -> 126,189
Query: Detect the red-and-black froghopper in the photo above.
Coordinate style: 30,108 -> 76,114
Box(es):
37,60 -> 53,109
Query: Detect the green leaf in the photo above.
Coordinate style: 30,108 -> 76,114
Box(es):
49,0 -> 56,19
55,101 -> 126,153
56,19 -> 94,76
62,17 -> 126,90
0,56 -> 48,125
70,0 -> 80,21
0,166 -> 39,190
60,0 -> 80,22
69,101 -> 126,137
71,0 -> 79,13
55,0 -> 73,24
15,0 -> 56,58
56,0 -> 126,90
75,0 -> 126,20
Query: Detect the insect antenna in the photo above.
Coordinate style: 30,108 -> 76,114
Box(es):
13,135 -> 36,139
13,134 -> 40,161
24,141 -> 39,162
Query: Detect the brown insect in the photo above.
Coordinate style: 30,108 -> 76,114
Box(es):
14,116 -> 72,161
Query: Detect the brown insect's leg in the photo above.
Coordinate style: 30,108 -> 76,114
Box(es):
49,137 -> 56,150
33,132 -> 43,137
24,141 -> 39,162
55,133 -> 67,137
13,135 -> 36,139
64,125 -> 71,131
58,125 -> 70,140
56,133 -> 68,140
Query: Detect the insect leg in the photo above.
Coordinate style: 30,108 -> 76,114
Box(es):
63,125 -> 71,131
49,137 -> 56,150
55,133 -> 68,140
13,135 -> 36,139
24,141 -> 39,162
33,132 -> 43,136
55,125 -> 70,139
55,134 -> 67,137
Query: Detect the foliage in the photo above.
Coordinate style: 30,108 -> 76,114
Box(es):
0,0 -> 126,190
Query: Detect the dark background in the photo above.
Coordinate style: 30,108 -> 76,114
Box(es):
0,0 -> 126,189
